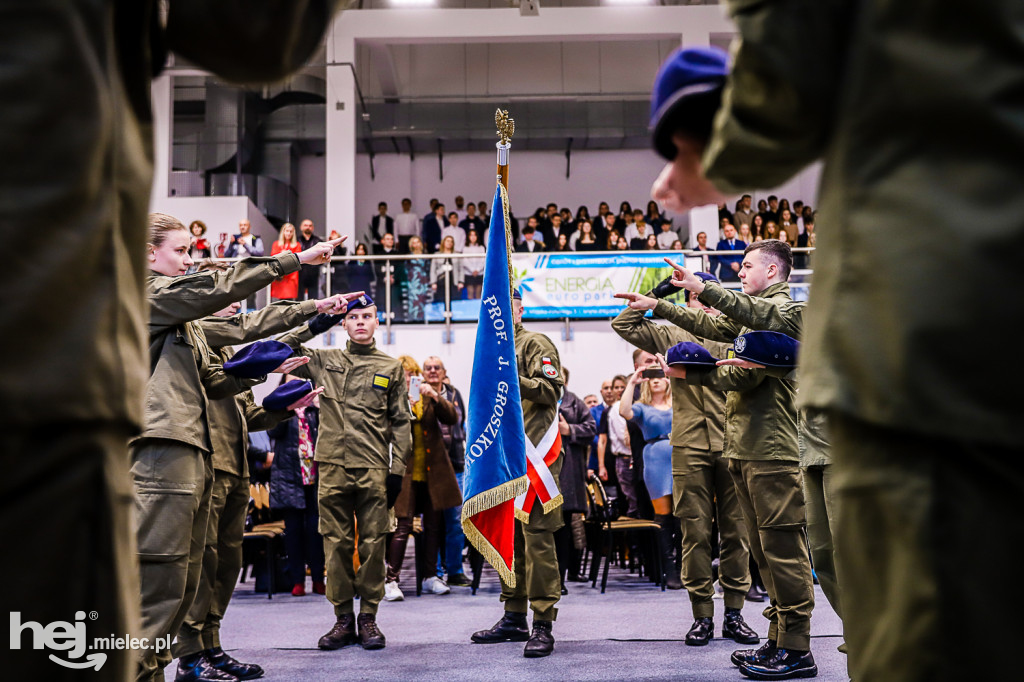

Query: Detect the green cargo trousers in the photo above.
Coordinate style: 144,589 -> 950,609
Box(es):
728,458 -> 814,651
500,500 -> 564,622
319,464 -> 388,616
673,446 -> 751,618
802,464 -> 841,620
830,411 -> 1024,682
130,439 -> 213,681
2,423 -> 139,682
176,469 -> 250,656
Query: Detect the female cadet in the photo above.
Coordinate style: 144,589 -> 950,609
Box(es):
132,213 -> 341,682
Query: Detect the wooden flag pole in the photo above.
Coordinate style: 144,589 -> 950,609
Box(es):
495,109 -> 516,297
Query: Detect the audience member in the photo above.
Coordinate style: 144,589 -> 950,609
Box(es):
370,202 -> 394,246
271,223 -> 302,300
452,195 -> 468,222
737,222 -> 753,246
225,218 -> 265,258
795,217 -> 815,270
712,223 -> 746,282
423,203 -> 446,253
571,221 -> 601,251
459,203 -> 485,234
268,378 -> 326,597
644,234 -> 660,250
516,224 -> 545,252
374,233 -> 403,319
693,231 -> 712,271
656,219 -> 680,250
734,195 -> 755,229
718,202 -> 734,227
346,243 -> 376,300
462,230 -> 486,299
442,212 -> 467,252
597,373 -> 637,518
189,220 -> 211,260
431,235 -> 464,305
646,200 -> 666,231
616,236 -> 629,251
327,230 -> 350,296
404,236 -> 433,320
394,198 -> 420,254
625,210 -> 654,249
553,233 -> 572,252
750,214 -> 765,241
385,356 -> 462,599
298,219 -> 324,300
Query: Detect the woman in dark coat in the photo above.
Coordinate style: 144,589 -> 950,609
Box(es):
554,370 -> 597,588
385,356 -> 463,599
268,383 -> 325,596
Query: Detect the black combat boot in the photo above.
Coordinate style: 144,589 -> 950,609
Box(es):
204,647 -> 264,680
357,613 -> 386,650
654,514 -> 683,590
722,607 -> 760,645
738,648 -> 817,680
317,613 -> 358,650
732,639 -> 777,667
174,652 -> 236,682
523,619 -> 554,658
471,611 -> 530,643
685,617 -> 714,646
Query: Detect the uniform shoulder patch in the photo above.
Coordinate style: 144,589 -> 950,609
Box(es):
541,357 -> 559,379
372,373 -> 390,390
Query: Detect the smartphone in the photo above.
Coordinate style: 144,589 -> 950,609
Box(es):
408,375 -> 422,401
642,367 -> 665,379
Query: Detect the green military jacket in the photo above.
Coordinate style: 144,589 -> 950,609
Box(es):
137,253 -> 300,452
0,1 -> 345,431
611,300 -> 727,453
278,326 -> 411,476
200,300 -> 319,476
701,0 -> 1024,448
515,324 -> 565,518
654,282 -> 798,462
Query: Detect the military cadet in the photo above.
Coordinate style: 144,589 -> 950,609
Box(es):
618,239 -> 816,680
174,292 -> 356,681
1,6 -> 347,680
664,253 -> 846,659
134,214 -> 341,682
611,274 -> 758,647
471,289 -> 565,658
276,294 -> 412,651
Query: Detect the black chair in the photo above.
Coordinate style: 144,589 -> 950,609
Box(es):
584,474 -> 663,594
240,484 -> 286,599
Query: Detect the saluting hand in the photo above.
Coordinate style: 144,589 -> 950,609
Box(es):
662,257 -> 705,294
655,352 -> 687,379
286,386 -> 325,411
613,291 -> 658,311
298,236 -> 347,265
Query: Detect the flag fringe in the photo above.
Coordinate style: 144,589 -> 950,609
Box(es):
462,520 -> 517,588
461,475 -> 528,522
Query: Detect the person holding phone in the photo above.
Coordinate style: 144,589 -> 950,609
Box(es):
618,365 -> 679,590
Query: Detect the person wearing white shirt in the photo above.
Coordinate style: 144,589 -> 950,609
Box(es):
394,197 -> 420,253
452,195 -> 468,222
656,222 -> 681,250
441,212 -> 466,252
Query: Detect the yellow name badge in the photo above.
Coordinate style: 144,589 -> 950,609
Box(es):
372,374 -> 390,391
726,348 -> 736,359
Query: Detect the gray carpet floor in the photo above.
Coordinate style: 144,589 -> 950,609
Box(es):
217,558 -> 847,682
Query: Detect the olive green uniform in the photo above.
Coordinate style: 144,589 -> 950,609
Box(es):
278,325 -> 411,617
500,324 -> 565,622
176,301 -> 319,658
698,282 -> 843,629
133,254 -> 300,680
611,301 -> 751,618
655,283 -> 814,652
0,4 -> 345,679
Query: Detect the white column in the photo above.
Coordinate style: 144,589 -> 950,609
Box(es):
326,24 -> 358,243
149,74 -> 172,209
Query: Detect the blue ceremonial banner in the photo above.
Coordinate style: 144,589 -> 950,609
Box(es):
461,182 -> 529,586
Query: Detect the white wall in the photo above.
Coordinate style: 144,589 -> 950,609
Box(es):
148,195 -> 277,252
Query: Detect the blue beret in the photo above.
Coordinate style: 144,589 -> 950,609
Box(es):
262,380 -> 314,411
345,293 -> 375,312
512,288 -> 522,301
223,340 -> 294,378
685,271 -> 720,301
650,47 -> 729,160
666,341 -> 719,367
733,331 -> 800,368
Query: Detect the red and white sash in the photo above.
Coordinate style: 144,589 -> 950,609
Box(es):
515,409 -> 563,519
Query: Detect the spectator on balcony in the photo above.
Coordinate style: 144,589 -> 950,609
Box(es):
778,227 -> 795,248
453,195 -> 468,222
560,208 -> 575,235
718,202 -> 734,227
327,230 -> 350,296
370,201 -> 394,247
764,221 -> 780,241
656,218 -> 681,250
712,223 -> 746,282
346,243 -> 375,300
462,230 -> 485,299
644,234 -> 660,251
737,222 -> 753,247
224,218 -> 264,258
442,212 -> 466,252
646,200 -> 665,232
598,213 -> 617,247
671,239 -> 684,250
394,198 -> 420,254
552,233 -> 572,252
188,220 -> 211,260
626,209 -> 655,250
459,203 -> 485,235
575,205 -> 592,230
734,194 -> 755,229
403,236 -> 432,320
618,201 -> 634,223
477,200 -> 490,225
516,223 -> 545,253
431,235 -> 464,305
298,219 -> 323,300
271,222 -> 302,300
571,221 -> 601,252
616,236 -> 629,251
374,233 -> 404,319
422,203 -> 446,254
795,216 -> 816,270
750,213 -> 766,241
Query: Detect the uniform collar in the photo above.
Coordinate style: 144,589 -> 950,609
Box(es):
346,339 -> 377,355
755,281 -> 791,298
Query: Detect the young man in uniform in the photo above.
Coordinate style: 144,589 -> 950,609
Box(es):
277,295 -> 411,651
618,239 -> 815,680
612,274 -> 757,647
471,290 -> 565,658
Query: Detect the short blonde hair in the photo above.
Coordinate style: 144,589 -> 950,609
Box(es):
148,213 -> 187,248
397,355 -> 421,375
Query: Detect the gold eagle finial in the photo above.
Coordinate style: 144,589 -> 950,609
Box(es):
496,109 -> 515,145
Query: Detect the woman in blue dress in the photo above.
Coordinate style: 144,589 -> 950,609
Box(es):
345,242 -> 376,300
619,366 -> 682,589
